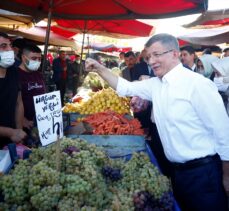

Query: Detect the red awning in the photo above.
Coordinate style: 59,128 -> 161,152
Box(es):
50,26 -> 76,38
55,19 -> 154,38
0,0 -> 208,20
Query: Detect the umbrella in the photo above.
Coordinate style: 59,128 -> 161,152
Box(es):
183,9 -> 229,28
0,0 -> 208,20
54,19 -> 154,72
0,0 -> 208,73
84,43 -> 132,53
178,25 -> 229,45
55,19 -> 154,39
0,26 -> 77,48
0,9 -> 33,29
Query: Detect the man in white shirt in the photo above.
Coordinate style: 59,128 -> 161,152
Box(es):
85,33 -> 229,211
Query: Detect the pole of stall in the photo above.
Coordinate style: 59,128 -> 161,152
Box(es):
41,0 -> 53,73
87,34 -> 90,56
79,20 -> 87,83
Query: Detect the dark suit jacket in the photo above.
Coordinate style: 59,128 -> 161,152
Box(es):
132,62 -> 153,81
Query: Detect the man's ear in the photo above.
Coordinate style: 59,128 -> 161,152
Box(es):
173,50 -> 180,58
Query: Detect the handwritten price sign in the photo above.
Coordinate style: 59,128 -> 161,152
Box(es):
33,91 -> 63,146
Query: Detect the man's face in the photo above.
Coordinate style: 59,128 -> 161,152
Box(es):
224,50 -> 229,57
22,51 -> 41,71
0,36 -> 12,52
146,41 -> 177,78
180,50 -> 194,67
60,52 -> 66,60
124,55 -> 136,69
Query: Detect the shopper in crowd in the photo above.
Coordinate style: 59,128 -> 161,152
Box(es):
118,52 -> 126,70
180,45 -> 197,71
67,54 -> 80,96
223,47 -> 229,57
85,33 -> 229,211
202,48 -> 212,55
196,54 -> 219,79
121,51 -> 137,81
12,38 -> 27,68
18,44 -> 46,132
0,32 -> 26,148
212,57 -> 229,115
53,51 -> 70,105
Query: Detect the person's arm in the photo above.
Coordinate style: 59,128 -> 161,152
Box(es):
15,91 -> 24,129
0,127 -> 26,144
85,58 -> 118,89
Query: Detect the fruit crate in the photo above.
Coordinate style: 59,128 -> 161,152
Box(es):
66,134 -> 146,158
67,134 -> 180,211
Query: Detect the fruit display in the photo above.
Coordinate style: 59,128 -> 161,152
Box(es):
82,72 -> 106,91
0,138 -> 173,211
63,88 -> 130,115
82,111 -> 144,135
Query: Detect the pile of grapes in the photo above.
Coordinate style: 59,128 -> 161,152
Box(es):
0,137 -> 173,211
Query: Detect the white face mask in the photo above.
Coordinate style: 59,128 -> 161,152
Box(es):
214,77 -> 229,92
0,50 -> 15,68
25,60 -> 41,71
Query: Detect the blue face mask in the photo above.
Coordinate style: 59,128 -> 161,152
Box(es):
25,59 -> 41,71
0,50 -> 15,68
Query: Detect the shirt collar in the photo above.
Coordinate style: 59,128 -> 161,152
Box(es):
162,63 -> 183,84
191,64 -> 196,71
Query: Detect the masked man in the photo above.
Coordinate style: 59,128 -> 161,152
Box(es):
0,32 -> 26,148
18,44 -> 46,131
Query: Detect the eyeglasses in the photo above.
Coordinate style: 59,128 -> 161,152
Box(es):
146,49 -> 174,61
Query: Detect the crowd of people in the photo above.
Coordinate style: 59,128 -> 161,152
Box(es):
0,32 -> 81,148
0,30 -> 229,210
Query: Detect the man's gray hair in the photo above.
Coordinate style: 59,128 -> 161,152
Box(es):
145,33 -> 180,51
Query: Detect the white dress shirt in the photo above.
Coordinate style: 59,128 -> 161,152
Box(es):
117,63 -> 229,163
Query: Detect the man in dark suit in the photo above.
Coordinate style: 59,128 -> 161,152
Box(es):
121,51 -> 137,81
52,51 -> 70,105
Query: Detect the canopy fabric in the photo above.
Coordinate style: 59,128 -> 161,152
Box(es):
0,9 -> 33,29
0,26 -> 77,49
49,26 -> 76,39
184,9 -> 229,28
178,26 -> 229,45
84,43 -> 132,53
0,0 -> 208,20
55,19 -> 154,39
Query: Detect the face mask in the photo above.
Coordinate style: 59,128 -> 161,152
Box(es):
214,77 -> 229,92
25,60 -> 41,71
0,50 -> 15,68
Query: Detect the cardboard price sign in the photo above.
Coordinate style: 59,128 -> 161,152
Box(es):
33,91 -> 63,146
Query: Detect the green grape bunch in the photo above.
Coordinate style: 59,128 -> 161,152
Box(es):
0,137 -> 172,211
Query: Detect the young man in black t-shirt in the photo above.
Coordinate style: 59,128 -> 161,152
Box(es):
0,32 -> 26,148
